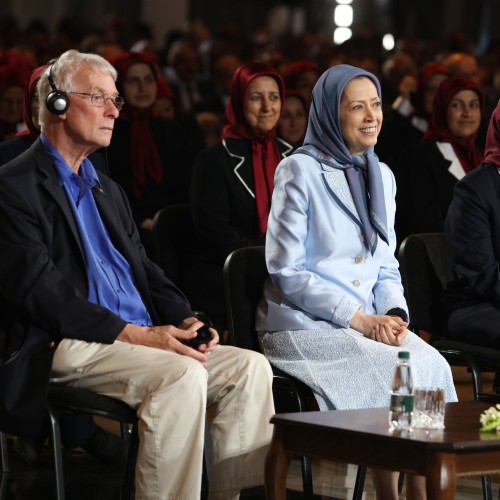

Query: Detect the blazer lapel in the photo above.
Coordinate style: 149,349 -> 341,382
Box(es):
33,142 -> 85,258
322,164 -> 363,228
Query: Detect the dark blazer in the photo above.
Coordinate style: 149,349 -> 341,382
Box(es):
184,137 -> 293,328
394,140 -> 465,245
190,137 -> 293,264
444,163 -> 500,308
0,138 -> 194,433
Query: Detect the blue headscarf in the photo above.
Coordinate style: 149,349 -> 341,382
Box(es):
295,64 -> 388,254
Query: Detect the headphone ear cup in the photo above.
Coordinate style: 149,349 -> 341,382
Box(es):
46,90 -> 69,115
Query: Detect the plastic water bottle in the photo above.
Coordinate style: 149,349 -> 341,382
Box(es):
388,351 -> 414,432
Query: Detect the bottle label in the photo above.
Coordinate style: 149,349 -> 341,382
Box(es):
390,394 -> 414,412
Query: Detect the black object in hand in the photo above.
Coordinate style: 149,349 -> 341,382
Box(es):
182,324 -> 214,348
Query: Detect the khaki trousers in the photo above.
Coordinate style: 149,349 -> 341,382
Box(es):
51,340 -> 274,500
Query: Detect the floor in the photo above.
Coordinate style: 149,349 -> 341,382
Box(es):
1,367 -> 500,499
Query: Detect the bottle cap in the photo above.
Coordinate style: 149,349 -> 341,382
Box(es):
398,351 -> 410,359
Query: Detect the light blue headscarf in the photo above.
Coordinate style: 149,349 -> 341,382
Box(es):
295,64 -> 388,254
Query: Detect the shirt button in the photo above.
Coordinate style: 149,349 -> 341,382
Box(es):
353,279 -> 361,287
355,255 -> 363,264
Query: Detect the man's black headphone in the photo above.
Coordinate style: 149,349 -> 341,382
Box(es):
46,65 -> 70,115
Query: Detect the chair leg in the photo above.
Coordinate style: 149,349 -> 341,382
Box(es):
352,465 -> 366,500
482,474 -> 493,500
300,456 -> 314,499
0,433 -> 9,500
47,406 -> 66,500
0,433 -> 9,474
120,423 -> 138,500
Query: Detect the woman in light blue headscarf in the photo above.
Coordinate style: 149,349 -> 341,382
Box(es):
256,64 -> 457,498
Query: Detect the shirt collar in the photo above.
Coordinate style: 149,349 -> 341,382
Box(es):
40,134 -> 101,187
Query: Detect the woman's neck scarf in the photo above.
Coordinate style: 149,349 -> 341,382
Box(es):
15,64 -> 49,142
221,62 -> 284,235
112,51 -> 163,200
295,64 -> 388,255
424,76 -> 484,174
484,100 -> 500,167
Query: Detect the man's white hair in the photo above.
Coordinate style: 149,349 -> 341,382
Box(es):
38,49 -> 118,127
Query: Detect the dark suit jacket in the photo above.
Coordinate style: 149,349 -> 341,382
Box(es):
394,140 -> 464,245
444,163 -> 500,308
0,138 -> 194,433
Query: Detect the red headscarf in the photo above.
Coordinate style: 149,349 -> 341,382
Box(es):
424,77 -> 484,174
15,64 -> 49,141
111,51 -> 163,200
411,62 -> 450,120
221,62 -> 284,235
484,101 -> 500,167
282,60 -> 321,89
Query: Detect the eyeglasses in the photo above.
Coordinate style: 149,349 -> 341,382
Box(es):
69,92 -> 124,111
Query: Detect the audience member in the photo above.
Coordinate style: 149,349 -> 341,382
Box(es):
442,51 -> 490,149
395,77 -> 484,244
376,62 -> 450,168
278,89 -> 308,150
0,65 -> 27,141
0,63 -> 124,464
164,39 -> 215,114
255,64 -> 457,499
152,74 -> 177,120
443,100 -> 500,348
380,52 -> 418,112
282,59 -> 321,108
186,62 -> 292,332
197,53 -> 242,115
442,52 -> 481,84
0,49 -> 275,499
106,51 -> 204,256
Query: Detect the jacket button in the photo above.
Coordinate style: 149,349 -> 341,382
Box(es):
353,279 -> 361,287
355,255 -> 363,264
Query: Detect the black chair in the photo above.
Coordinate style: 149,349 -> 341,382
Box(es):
152,203 -> 194,286
223,246 -> 366,500
398,233 -> 500,399
1,384 -> 139,500
398,232 -> 500,500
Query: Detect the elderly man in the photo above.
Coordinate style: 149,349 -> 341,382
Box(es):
0,49 -> 274,500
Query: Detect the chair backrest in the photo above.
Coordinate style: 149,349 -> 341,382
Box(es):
398,232 -> 455,335
223,246 -> 267,352
152,204 -> 194,285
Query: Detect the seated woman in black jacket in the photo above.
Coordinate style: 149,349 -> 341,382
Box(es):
185,62 -> 292,332
395,76 -> 484,246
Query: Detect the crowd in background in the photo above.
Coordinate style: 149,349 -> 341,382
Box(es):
1,12 -> 500,330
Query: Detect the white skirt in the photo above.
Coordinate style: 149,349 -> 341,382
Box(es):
258,328 -> 458,411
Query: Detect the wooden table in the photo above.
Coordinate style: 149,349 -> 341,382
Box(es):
265,401 -> 500,499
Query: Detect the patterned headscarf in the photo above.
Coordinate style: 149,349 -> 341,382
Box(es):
221,62 -> 284,235
295,64 -> 388,254
424,76 -> 484,174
